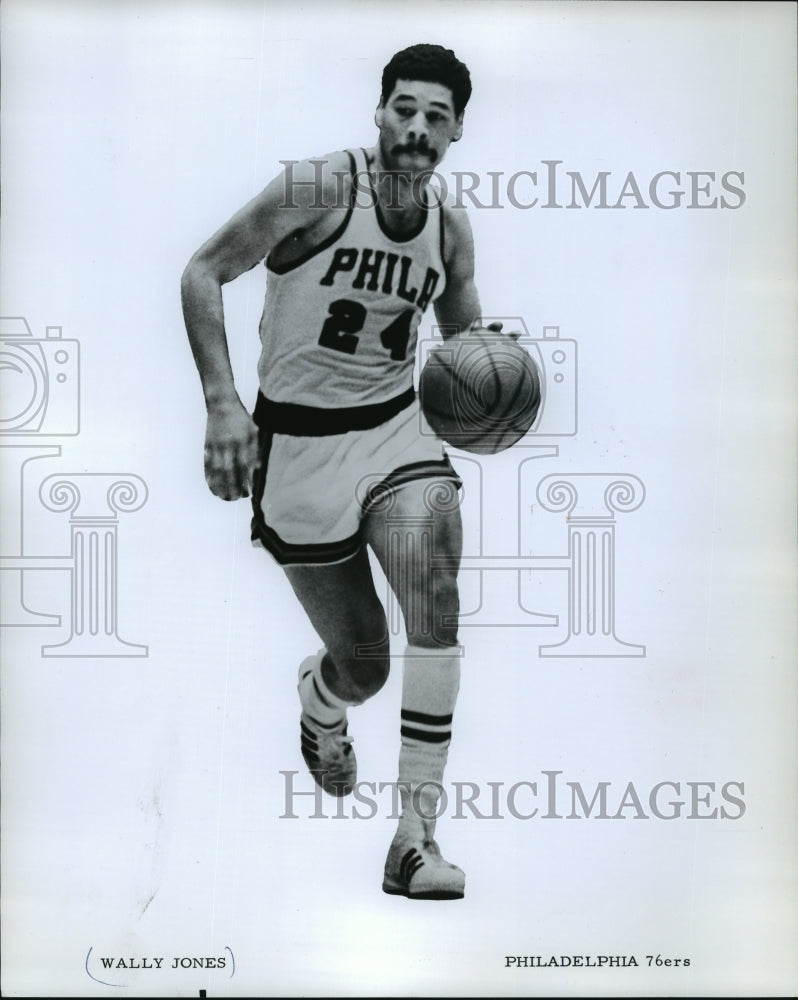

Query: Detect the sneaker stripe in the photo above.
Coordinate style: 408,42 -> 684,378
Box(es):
298,710 -> 357,797
400,848 -> 425,885
407,858 -> 424,880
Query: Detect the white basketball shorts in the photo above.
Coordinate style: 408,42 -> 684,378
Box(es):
250,388 -> 461,565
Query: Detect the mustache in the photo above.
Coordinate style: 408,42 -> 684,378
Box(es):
391,143 -> 436,159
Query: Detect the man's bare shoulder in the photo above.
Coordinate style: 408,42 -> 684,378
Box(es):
275,149 -> 356,213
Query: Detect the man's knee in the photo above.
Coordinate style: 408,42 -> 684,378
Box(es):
409,631 -> 459,651
348,648 -> 391,703
325,643 -> 390,704
407,571 -> 460,648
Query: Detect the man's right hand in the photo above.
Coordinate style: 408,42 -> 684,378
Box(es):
204,399 -> 260,501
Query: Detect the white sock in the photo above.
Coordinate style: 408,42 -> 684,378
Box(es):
298,649 -> 351,727
397,644 -> 461,831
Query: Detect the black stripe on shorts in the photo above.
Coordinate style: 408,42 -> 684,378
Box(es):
360,458 -> 462,515
250,517 -> 362,566
253,387 -> 415,437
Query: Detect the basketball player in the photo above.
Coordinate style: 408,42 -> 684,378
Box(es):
183,44 -> 500,899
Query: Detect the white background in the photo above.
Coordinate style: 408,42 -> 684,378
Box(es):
1,1 -> 796,995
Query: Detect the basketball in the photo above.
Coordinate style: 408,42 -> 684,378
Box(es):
419,329 -> 542,454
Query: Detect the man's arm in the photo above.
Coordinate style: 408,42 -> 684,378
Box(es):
433,203 -> 481,338
433,203 -> 519,343
181,155 -> 345,500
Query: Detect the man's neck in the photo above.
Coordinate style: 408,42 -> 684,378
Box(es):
365,147 -> 430,228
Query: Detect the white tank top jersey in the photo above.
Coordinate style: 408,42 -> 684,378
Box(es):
257,147 -> 447,409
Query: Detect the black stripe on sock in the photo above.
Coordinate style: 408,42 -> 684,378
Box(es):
401,709 -> 453,726
401,726 -> 451,744
312,676 -> 336,710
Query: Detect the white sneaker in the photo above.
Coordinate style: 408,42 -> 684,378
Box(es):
382,824 -> 465,900
298,656 -> 356,797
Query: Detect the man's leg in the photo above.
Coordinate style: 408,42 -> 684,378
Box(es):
283,545 -> 391,796
363,478 -> 466,899
283,545 -> 390,702
363,477 -> 462,648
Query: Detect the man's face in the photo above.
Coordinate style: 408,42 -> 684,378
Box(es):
375,79 -> 464,172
